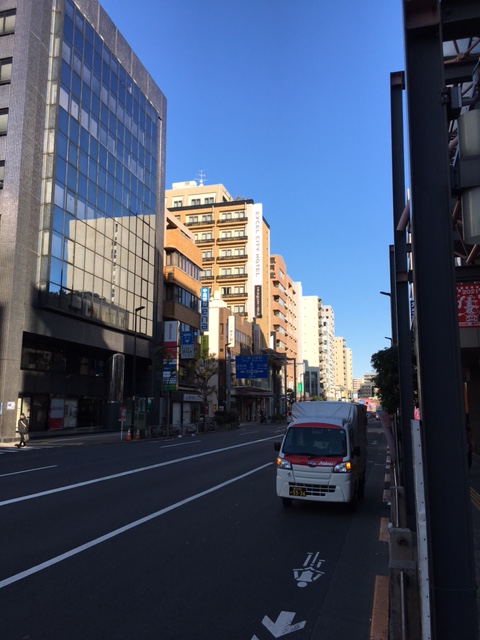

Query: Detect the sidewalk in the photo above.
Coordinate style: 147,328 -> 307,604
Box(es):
6,421 -> 258,447
469,453 -> 480,626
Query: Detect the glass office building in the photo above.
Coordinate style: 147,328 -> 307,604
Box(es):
0,0 -> 167,440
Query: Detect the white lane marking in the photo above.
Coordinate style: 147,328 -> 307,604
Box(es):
0,447 -> 57,453
159,441 -> 200,449
0,465 -> 57,478
0,436 -> 278,507
0,463 -> 272,590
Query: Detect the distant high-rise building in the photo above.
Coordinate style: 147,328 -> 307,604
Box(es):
0,0 -> 167,441
300,296 -> 323,399
320,305 -> 336,399
334,337 -> 353,400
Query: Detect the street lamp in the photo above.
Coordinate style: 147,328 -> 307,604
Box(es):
380,291 -> 391,297
132,305 -> 145,437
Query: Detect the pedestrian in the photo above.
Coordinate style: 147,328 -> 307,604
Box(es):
17,412 -> 29,448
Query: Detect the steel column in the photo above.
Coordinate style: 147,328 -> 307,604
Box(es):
403,2 -> 477,637
390,72 -> 416,529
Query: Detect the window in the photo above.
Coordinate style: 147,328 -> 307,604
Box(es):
0,57 -> 12,83
173,199 -> 183,207
0,160 -> 4,188
190,198 -> 201,206
204,197 -> 214,204
0,10 -> 15,35
0,108 -> 8,135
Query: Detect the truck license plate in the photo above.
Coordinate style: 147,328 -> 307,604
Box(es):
289,487 -> 307,497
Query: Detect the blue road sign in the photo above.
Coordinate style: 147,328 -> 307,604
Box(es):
235,355 -> 268,379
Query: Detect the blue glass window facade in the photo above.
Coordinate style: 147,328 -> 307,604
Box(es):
43,0 -> 158,335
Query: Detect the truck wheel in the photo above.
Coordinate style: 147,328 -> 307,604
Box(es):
282,497 -> 292,507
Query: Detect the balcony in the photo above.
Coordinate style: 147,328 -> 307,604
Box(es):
217,253 -> 248,261
185,218 -> 214,227
217,234 -> 248,243
216,272 -> 248,280
222,292 -> 248,299
196,237 -> 214,245
217,215 -> 247,225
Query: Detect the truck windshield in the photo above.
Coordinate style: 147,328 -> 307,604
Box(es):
283,427 -> 347,457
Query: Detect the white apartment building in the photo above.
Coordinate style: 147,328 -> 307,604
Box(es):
320,305 -> 336,400
300,296 -> 323,399
334,337 -> 353,400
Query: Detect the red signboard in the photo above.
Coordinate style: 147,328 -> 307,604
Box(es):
457,282 -> 480,328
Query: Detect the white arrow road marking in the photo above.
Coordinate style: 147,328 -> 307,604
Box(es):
262,611 -> 306,637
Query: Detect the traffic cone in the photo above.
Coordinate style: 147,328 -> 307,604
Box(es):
126,428 -> 131,442
135,429 -> 140,441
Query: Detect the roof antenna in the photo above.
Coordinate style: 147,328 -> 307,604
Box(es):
197,169 -> 207,186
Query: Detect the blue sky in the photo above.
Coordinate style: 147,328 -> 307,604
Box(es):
99,0 -> 406,379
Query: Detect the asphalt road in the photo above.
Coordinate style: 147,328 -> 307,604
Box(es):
0,421 -> 389,640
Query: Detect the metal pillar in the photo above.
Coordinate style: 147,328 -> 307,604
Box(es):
390,72 -> 415,529
132,305 -> 145,436
226,345 -> 231,412
403,2 -> 477,637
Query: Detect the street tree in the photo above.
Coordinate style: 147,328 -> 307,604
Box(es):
186,354 -> 218,421
371,346 -> 399,415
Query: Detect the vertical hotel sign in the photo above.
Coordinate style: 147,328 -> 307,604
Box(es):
457,282 -> 480,328
248,204 -> 263,318
201,287 -> 209,332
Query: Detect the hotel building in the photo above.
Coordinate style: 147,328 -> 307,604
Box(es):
165,181 -> 271,349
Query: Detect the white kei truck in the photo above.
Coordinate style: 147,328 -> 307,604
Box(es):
274,401 -> 368,507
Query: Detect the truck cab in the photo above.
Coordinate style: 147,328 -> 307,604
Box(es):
274,402 -> 367,507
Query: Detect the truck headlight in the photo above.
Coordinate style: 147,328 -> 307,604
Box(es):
333,461 -> 352,473
276,457 -> 292,470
